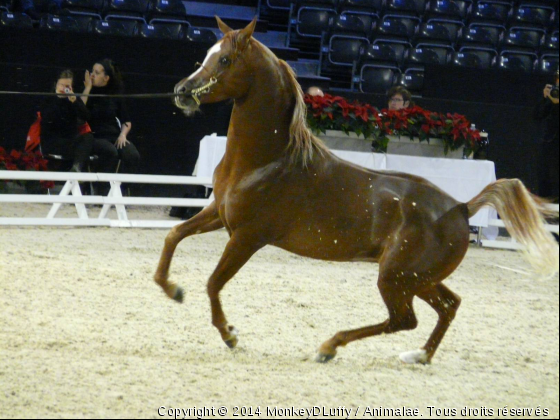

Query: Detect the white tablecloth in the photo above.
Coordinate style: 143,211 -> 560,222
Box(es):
196,134 -> 498,234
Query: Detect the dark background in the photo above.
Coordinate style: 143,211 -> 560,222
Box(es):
1,27 -> 553,195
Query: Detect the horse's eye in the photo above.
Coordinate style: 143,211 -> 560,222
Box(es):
220,57 -> 230,66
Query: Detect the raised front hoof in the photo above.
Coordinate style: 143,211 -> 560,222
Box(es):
223,327 -> 239,349
399,349 -> 430,365
173,287 -> 184,304
315,352 -> 336,364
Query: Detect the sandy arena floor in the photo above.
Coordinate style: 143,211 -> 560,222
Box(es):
0,204 -> 558,419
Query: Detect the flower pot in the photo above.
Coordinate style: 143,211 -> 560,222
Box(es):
386,135 -> 466,159
318,130 -> 373,153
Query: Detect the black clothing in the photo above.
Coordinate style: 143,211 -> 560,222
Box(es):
87,86 -> 131,138
40,97 -> 93,168
533,97 -> 559,200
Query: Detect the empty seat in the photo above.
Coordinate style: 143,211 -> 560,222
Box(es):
535,54 -> 559,75
414,22 -> 453,45
328,35 -> 369,65
362,43 -> 400,66
147,0 -> 187,24
540,33 -> 559,53
339,0 -> 383,12
331,13 -> 370,37
469,1 -> 511,25
372,39 -> 410,64
184,26 -> 218,44
449,51 -> 489,68
377,14 -> 420,39
510,4 -> 554,29
501,27 -> 543,51
384,0 -> 426,16
340,10 -> 377,36
398,69 -> 424,92
137,22 -> 183,39
296,7 -> 336,37
40,14 -> 80,31
466,23 -> 503,48
404,46 -> 442,66
495,51 -> 537,72
62,0 -> 104,15
103,0 -> 148,23
414,42 -> 453,63
458,46 -> 497,68
71,14 -> 99,31
360,64 -> 400,93
425,19 -> 463,43
426,0 -> 472,20
0,11 -> 33,27
90,19 -> 137,36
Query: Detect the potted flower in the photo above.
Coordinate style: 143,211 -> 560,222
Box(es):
0,147 -> 54,193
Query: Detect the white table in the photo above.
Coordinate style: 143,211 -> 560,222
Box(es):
196,134 -> 499,237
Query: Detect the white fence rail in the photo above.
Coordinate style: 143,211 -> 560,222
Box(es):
0,170 -> 212,228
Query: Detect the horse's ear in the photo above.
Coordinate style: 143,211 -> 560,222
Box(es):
216,16 -> 233,34
237,17 -> 257,50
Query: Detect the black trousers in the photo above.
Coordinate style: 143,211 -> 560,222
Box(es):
92,137 -> 141,174
537,140 -> 559,202
42,133 -> 94,168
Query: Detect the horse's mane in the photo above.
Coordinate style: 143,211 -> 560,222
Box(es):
277,59 -> 330,167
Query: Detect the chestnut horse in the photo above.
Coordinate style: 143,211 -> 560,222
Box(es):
155,17 -> 559,364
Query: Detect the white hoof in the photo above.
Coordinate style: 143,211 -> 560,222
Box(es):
399,349 -> 429,364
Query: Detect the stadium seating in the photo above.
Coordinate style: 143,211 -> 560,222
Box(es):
384,0 -> 427,16
414,22 -> 454,45
39,14 -> 80,31
535,54 -> 559,75
327,34 -> 370,66
398,68 -> 424,92
376,14 -> 420,40
469,1 -> 511,25
137,21 -> 184,39
146,0 -> 188,24
500,26 -> 543,52
296,7 -> 336,37
183,26 -> 218,44
0,11 -> 33,27
449,50 -> 489,69
103,0 -> 148,23
425,0 -> 472,21
359,64 -> 401,93
362,43 -> 402,66
458,46 -> 498,68
495,50 -> 538,72
540,33 -> 559,53
90,19 -> 137,36
509,4 -> 555,29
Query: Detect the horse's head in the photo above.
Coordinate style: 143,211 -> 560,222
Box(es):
174,16 -> 257,116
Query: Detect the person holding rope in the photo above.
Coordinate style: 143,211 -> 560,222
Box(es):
82,59 -> 140,182
39,69 -> 94,173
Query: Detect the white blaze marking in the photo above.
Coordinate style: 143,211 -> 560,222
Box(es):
188,41 -> 224,81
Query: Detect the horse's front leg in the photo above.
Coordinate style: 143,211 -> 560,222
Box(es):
155,201 -> 223,302
207,234 -> 262,348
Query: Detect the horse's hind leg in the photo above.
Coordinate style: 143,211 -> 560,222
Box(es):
155,201 -> 223,302
400,284 -> 461,365
316,278 -> 418,363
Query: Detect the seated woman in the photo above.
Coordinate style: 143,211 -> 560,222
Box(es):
387,86 -> 414,111
40,69 -> 94,172
82,59 -> 140,176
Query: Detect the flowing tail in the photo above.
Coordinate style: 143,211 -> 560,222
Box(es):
468,179 -> 559,277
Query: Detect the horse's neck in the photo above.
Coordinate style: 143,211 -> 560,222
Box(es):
225,55 -> 294,169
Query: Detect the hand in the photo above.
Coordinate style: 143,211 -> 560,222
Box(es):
543,84 -> 553,99
66,87 -> 76,103
115,134 -> 130,150
84,70 -> 93,90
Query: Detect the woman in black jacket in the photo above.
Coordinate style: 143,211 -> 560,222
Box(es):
82,58 -> 140,175
40,69 -> 94,172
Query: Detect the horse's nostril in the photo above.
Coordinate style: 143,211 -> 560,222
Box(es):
178,86 -> 187,94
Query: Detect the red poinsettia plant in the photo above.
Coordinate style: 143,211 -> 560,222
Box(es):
304,94 -> 482,156
0,147 -> 54,191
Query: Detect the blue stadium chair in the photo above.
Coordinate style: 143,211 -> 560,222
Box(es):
339,0 -> 383,12
458,46 -> 498,68
426,0 -> 472,21
147,0 -> 188,24
469,1 -> 511,25
509,4 -> 554,29
466,23 -> 503,48
449,51 -> 489,69
340,10 -> 378,36
137,22 -> 184,39
398,68 -> 424,92
327,34 -> 370,66
414,22 -> 453,45
404,46 -> 442,66
534,54 -> 559,75
500,27 -> 543,51
371,38 -> 411,64
90,19 -> 137,35
40,14 -> 80,31
0,11 -> 33,27
331,13 -> 371,37
0,0 -> 13,12
540,33 -> 559,54
362,43 -> 401,66
425,18 -> 464,43
267,0 -> 292,11
296,7 -> 336,38
103,0 -> 148,23
183,26 -> 218,44
414,42 -> 453,63
72,14 -> 98,31
494,50 -> 538,72
377,14 -> 420,40
62,0 -> 103,16
297,0 -> 339,7
359,64 -> 401,93
384,0 -> 427,16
